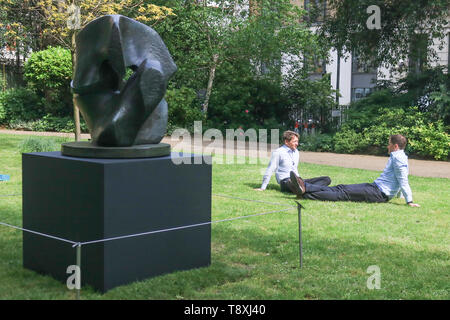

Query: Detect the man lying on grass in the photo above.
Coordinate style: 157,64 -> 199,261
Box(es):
289,134 -> 420,207
254,130 -> 331,194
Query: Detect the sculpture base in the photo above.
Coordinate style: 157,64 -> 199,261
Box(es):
22,152 -> 211,292
61,141 -> 171,158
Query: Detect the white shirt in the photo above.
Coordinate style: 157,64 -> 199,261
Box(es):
260,145 -> 299,190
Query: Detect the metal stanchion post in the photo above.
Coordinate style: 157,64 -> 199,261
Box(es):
295,201 -> 305,268
76,244 -> 81,300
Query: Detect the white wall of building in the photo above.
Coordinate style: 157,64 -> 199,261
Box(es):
430,29 -> 449,69
327,49 -> 352,105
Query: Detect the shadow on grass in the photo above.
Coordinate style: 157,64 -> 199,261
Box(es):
244,182 -> 281,191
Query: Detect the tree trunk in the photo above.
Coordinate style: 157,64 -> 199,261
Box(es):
71,31 -> 81,141
202,53 -> 219,116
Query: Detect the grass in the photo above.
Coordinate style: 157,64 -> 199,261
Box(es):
0,133 -> 449,300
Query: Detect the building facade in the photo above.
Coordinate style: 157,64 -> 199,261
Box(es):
295,0 -> 450,106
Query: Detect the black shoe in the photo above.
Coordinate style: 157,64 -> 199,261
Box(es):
286,180 -> 302,198
290,171 -> 305,196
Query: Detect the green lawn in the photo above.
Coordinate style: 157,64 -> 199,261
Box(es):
0,133 -> 449,300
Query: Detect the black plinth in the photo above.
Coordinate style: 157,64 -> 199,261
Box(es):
22,152 -> 211,293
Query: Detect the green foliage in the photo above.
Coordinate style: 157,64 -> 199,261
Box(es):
30,114 -> 88,133
207,70 -> 290,133
155,0 -> 329,128
6,119 -> 36,131
407,121 -> 450,161
394,67 -> 450,124
154,2 -> 211,90
333,130 -> 366,154
333,107 -> 449,160
299,133 -> 334,152
24,47 -> 72,89
3,113 -> 88,133
430,84 -> 450,125
166,86 -> 204,133
284,74 -> 338,133
343,89 -> 401,131
0,87 -> 44,124
0,96 -> 5,123
18,136 -> 61,153
336,74 -> 450,160
321,0 -> 449,72
23,46 -> 73,117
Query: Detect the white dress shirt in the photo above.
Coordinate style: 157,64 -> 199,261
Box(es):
260,145 -> 299,190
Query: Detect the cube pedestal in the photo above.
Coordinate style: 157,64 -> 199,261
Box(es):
22,152 -> 211,292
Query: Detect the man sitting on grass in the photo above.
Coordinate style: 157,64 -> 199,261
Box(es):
255,130 -> 331,194
289,134 -> 420,207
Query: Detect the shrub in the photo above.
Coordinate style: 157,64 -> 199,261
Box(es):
333,129 -> 366,154
166,86 -> 204,133
299,133 -> 334,152
24,47 -> 73,117
430,84 -> 450,125
333,107 -> 450,160
31,114 -> 88,133
407,121 -> 450,160
207,75 -> 290,135
7,119 -> 37,131
284,74 -> 338,133
0,87 -> 44,124
343,89 -> 403,131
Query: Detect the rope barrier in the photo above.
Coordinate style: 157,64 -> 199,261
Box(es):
75,206 -> 294,247
0,194 -> 297,248
212,193 -> 296,208
1,192 -> 292,205
0,221 -> 77,246
0,193 -> 304,299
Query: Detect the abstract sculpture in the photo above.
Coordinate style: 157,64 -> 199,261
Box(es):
62,15 -> 177,157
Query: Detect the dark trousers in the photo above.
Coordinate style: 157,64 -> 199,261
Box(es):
303,182 -> 388,203
280,176 -> 331,193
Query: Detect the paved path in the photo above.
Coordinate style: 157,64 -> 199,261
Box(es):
1,129 -> 449,178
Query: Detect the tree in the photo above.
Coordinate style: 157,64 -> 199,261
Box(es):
0,0 -> 174,139
283,73 -> 338,133
155,0 -> 329,119
0,1 -> 45,69
319,0 -> 449,74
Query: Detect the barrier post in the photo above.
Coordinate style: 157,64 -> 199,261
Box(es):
295,201 -> 305,268
76,244 -> 81,300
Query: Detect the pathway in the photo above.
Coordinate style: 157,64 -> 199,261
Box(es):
1,129 -> 449,178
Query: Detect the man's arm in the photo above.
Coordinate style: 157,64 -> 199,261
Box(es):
255,151 -> 279,191
393,156 -> 420,207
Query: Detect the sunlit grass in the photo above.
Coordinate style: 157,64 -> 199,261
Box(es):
0,133 -> 449,300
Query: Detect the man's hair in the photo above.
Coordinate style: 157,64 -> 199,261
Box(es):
283,130 -> 299,142
390,134 -> 407,150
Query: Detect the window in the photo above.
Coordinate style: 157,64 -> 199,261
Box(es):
351,88 -> 373,101
312,56 -> 326,74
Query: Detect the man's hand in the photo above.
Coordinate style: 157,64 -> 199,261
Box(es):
254,188 -> 264,191
408,202 -> 420,207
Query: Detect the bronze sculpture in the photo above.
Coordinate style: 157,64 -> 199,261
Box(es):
62,15 -> 176,158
